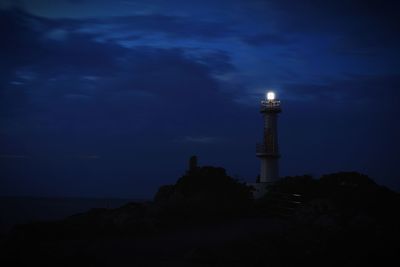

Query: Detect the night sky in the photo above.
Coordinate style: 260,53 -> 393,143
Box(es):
1,0 -> 399,198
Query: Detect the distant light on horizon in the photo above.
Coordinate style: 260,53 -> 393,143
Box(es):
267,91 -> 276,100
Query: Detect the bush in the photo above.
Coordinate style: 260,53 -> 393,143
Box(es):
154,166 -> 253,216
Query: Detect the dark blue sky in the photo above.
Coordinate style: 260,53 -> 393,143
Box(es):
1,0 -> 399,198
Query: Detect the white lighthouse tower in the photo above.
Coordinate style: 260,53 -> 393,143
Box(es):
253,91 -> 282,197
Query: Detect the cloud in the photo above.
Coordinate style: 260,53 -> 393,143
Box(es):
179,136 -> 219,144
95,14 -> 235,40
249,0 -> 400,60
242,33 -> 294,46
45,28 -> 68,40
235,73 -> 400,116
0,7 -> 248,198
78,155 -> 101,160
0,154 -> 31,159
0,8 -> 127,80
268,0 -> 399,32
0,7 -> 242,141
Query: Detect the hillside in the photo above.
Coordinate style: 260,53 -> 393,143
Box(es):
1,169 -> 399,266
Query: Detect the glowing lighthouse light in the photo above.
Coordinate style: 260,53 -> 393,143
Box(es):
267,91 -> 276,101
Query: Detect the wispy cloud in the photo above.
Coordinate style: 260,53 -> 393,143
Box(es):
0,154 -> 31,159
77,155 -> 101,160
179,136 -> 219,144
241,33 -> 294,46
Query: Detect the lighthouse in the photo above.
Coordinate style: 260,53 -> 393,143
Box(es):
252,91 -> 281,197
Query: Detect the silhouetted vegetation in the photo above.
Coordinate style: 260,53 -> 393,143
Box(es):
1,170 -> 399,266
154,166 -> 253,217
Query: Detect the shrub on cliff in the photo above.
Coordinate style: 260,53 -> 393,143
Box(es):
154,166 -> 253,216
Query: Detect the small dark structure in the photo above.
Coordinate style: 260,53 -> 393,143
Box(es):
188,155 -> 198,172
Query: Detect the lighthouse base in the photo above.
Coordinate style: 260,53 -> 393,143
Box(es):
247,182 -> 274,199
259,157 -> 279,183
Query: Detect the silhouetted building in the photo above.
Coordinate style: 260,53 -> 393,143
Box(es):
188,155 -> 198,172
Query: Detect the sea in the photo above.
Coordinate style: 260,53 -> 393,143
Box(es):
0,196 -> 140,234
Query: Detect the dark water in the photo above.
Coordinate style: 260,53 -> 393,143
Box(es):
0,196 -> 139,233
